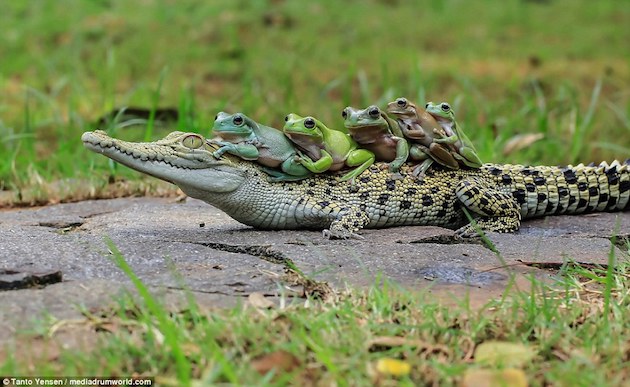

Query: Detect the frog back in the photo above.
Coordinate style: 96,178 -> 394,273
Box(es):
254,123 -> 298,160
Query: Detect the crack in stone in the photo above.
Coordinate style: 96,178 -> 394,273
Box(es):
168,240 -> 335,300
172,240 -> 295,266
402,234 -> 488,248
38,221 -> 84,229
166,286 -> 233,296
80,211 -> 115,219
416,266 -> 507,286
37,221 -> 84,234
0,269 -> 63,291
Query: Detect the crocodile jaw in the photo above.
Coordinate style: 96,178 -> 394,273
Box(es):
81,131 -> 245,194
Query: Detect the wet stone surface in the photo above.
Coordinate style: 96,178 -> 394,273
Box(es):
0,197 -> 628,345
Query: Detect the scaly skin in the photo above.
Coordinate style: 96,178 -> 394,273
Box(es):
212,112 -> 310,181
283,113 -> 375,182
82,130 -> 630,239
425,101 -> 483,168
342,105 -> 409,173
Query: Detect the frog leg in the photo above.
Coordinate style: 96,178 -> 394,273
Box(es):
406,144 -> 432,177
408,144 -> 428,160
412,159 -> 435,177
432,132 -> 459,145
213,143 -> 259,160
388,136 -> 410,173
280,156 -> 312,177
340,149 -> 375,181
397,121 -> 427,140
299,150 -> 334,174
453,125 -> 479,151
263,158 -> 312,182
427,143 -> 459,169
454,177 -> 521,237
209,140 -> 235,157
259,167 -> 307,182
454,147 -> 483,168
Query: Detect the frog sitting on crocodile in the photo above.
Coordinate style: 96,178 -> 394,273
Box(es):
211,112 -> 310,181
386,97 -> 460,175
282,113 -> 375,182
425,101 -> 483,168
342,105 -> 409,175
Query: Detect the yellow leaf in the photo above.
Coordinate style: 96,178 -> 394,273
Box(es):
251,350 -> 300,375
368,336 -> 428,349
474,341 -> 535,368
375,358 -> 411,376
461,368 -> 528,387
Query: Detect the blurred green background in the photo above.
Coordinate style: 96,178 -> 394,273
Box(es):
1,0 -> 628,205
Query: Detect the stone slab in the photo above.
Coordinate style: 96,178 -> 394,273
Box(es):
0,197 -> 628,347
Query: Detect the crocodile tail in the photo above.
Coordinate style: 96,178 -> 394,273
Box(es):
584,160 -> 630,212
507,160 -> 630,218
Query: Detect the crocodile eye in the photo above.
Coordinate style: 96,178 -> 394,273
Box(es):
396,98 -> 407,107
441,103 -> 450,112
182,134 -> 203,149
233,115 -> 244,125
341,109 -> 348,119
304,118 -> 316,129
368,107 -> 380,118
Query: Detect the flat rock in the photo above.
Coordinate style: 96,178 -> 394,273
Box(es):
0,197 -> 628,347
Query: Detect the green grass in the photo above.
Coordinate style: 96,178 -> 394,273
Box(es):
0,0 -> 629,205
1,242 -> 629,385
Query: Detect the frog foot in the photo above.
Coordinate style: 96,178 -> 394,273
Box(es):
261,167 -> 307,182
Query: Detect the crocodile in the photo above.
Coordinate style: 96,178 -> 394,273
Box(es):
81,130 -> 630,238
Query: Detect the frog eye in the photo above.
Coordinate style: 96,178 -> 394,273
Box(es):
233,115 -> 244,125
425,103 -> 430,109
284,115 -> 289,122
182,134 -> 203,149
368,107 -> 380,118
304,118 -> 316,129
441,103 -> 451,112
341,108 -> 349,119
396,98 -> 407,107
214,114 -> 218,121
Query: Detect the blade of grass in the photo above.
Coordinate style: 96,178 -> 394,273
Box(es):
104,237 -> 190,383
145,67 -> 169,142
570,79 -> 602,163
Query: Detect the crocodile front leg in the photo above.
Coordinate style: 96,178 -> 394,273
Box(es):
322,206 -> 370,239
454,177 -> 522,237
